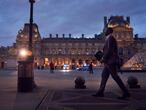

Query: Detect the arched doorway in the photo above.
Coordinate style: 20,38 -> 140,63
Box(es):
78,59 -> 83,67
1,61 -> 5,69
71,59 -> 76,69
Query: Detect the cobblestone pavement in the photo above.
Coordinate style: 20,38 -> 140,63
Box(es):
36,88 -> 146,110
0,69 -> 146,110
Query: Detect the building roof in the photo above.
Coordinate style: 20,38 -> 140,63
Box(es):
108,16 -> 129,27
41,37 -> 104,43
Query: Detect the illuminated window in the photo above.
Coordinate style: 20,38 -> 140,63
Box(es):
34,34 -> 38,38
34,28 -> 38,32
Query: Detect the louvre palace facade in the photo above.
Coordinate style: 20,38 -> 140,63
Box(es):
2,16 -> 145,69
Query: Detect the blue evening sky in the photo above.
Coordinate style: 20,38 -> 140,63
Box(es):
0,0 -> 146,46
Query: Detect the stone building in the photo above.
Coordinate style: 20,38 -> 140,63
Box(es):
0,45 -> 17,69
0,46 -> 8,69
14,16 -> 146,68
103,16 -> 136,60
16,23 -> 41,67
41,35 -> 104,68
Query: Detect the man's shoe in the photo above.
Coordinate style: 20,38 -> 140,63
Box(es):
117,93 -> 130,100
92,93 -> 104,97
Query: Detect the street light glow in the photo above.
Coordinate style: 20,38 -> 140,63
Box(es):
19,49 -> 28,58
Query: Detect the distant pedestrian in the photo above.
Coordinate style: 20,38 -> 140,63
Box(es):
92,27 -> 130,99
89,62 -> 93,74
49,62 -> 54,73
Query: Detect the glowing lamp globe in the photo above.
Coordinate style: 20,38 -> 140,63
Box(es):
19,49 -> 28,58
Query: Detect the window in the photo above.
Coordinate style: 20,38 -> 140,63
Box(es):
128,49 -> 131,55
68,43 -> 72,47
119,48 -> 123,55
88,43 -> 92,46
55,43 -> 59,46
62,43 -> 66,46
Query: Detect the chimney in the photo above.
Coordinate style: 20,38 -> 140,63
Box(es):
49,34 -> 52,38
69,34 -> 71,38
56,34 -> 58,38
63,34 -> 65,38
126,16 -> 130,24
94,34 -> 98,38
82,34 -> 84,38
135,34 -> 138,39
104,16 -> 107,27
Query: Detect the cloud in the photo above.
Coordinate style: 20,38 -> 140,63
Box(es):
0,0 -> 146,46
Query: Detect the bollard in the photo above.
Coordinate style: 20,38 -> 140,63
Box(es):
74,76 -> 86,89
127,76 -> 140,88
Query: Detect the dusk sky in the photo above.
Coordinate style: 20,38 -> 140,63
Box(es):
0,0 -> 146,46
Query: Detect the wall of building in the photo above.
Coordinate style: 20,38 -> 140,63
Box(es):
13,16 -> 146,69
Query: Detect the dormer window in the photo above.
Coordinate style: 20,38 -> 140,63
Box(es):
34,34 -> 38,38
34,28 -> 38,32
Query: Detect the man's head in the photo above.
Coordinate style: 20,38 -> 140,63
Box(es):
105,27 -> 113,36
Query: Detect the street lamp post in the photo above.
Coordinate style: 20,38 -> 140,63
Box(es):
29,0 -> 35,51
17,0 -> 36,92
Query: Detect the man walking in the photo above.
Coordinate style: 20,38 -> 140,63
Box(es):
93,28 -> 130,99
